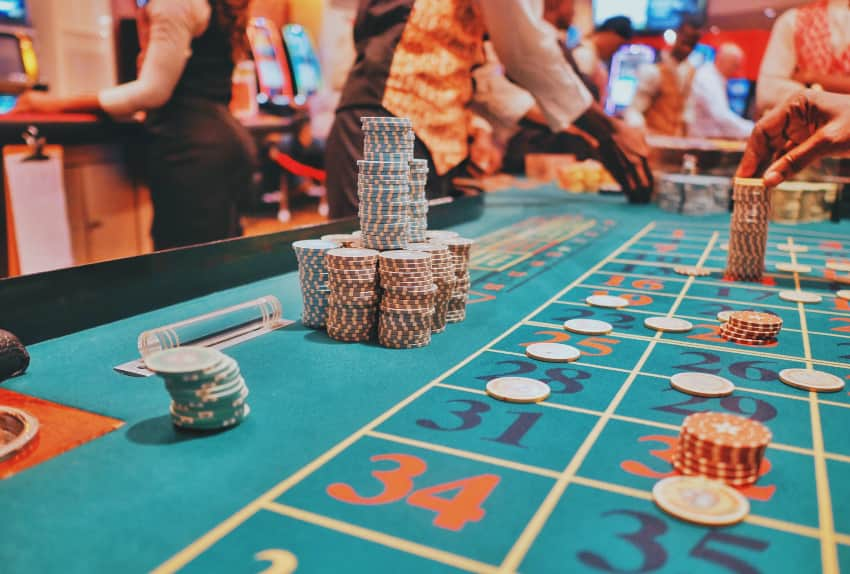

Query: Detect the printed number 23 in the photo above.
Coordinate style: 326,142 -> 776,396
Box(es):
327,453 -> 500,531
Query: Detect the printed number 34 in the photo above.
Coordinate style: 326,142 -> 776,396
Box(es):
327,453 -> 500,531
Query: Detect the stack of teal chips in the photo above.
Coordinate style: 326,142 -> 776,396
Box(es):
408,159 -> 428,242
145,346 -> 250,431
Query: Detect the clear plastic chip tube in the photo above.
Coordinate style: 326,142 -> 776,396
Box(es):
137,296 -> 283,358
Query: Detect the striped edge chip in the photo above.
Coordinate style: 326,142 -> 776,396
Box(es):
778,368 -> 845,392
485,377 -> 550,403
670,372 -> 735,397
652,476 -> 749,526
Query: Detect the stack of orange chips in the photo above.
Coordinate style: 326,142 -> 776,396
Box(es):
720,310 -> 782,345
673,412 -> 772,487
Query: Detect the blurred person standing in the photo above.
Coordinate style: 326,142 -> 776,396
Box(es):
572,16 -> 634,103
689,43 -> 754,139
624,19 -> 702,135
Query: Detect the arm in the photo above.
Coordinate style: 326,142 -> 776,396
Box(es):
479,0 -> 593,131
471,43 -> 537,130
99,0 -> 209,116
793,72 -> 850,95
623,64 -> 660,129
756,9 -> 801,113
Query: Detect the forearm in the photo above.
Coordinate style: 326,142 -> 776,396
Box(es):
57,95 -> 103,114
814,75 -> 850,95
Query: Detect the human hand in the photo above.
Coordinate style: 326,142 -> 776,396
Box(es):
11,92 -> 64,114
791,68 -> 816,86
736,89 -> 850,187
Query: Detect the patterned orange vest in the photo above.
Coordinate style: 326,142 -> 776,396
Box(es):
794,0 -> 850,75
381,0 -> 485,175
644,60 -> 695,137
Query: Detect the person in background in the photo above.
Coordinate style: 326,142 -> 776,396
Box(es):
757,0 -> 850,113
737,89 -> 850,186
12,0 -> 256,250
689,43 -> 754,139
572,16 -> 634,103
325,0 -> 652,219
624,18 -> 702,136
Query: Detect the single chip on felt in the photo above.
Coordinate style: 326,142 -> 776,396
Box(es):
0,406 -> 39,461
826,261 -> 850,272
563,318 -> 613,335
837,290 -> 850,301
644,317 -> 694,333
670,372 -> 735,397
778,290 -> 822,304
0,330 -> 29,382
674,265 -> 712,277
652,476 -> 749,526
525,343 -> 580,363
775,262 -> 812,274
485,377 -> 550,403
586,295 -> 629,308
777,243 -> 808,253
778,368 -> 845,392
716,310 -> 734,322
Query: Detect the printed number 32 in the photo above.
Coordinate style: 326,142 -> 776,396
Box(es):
327,453 -> 500,531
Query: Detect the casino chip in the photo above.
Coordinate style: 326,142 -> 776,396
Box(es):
775,262 -> 812,274
147,346 -> 250,431
442,238 -> 474,324
674,265 -> 712,277
719,310 -> 782,345
779,290 -> 822,304
779,368 -> 845,392
563,318 -> 613,335
525,343 -> 581,363
725,178 -> 769,282
486,377 -> 550,403
293,239 -> 341,329
716,310 -> 734,322
826,261 -> 850,273
653,476 -> 749,526
586,295 -> 629,309
670,372 -> 735,397
777,243 -> 808,253
837,290 -> 850,301
644,317 -> 693,333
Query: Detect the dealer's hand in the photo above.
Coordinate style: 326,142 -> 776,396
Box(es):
737,89 -> 850,187
10,91 -> 64,114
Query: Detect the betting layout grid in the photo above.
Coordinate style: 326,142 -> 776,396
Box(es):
159,218 -> 850,573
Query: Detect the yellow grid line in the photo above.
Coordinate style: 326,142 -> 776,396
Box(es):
261,502 -> 500,574
152,221 -> 658,574
497,232 -> 720,572
790,238 -> 839,574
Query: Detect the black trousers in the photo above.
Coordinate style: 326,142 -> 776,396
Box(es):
145,98 -> 257,250
325,106 -> 454,219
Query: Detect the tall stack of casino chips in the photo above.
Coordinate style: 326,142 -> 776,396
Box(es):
358,116 -> 415,250
377,251 -> 436,348
726,178 -> 769,282
408,159 -> 429,242
719,310 -> 782,345
293,239 -> 340,328
673,412 -> 771,487
325,248 -> 380,342
146,346 -> 250,431
407,242 -> 454,333
443,237 -> 474,323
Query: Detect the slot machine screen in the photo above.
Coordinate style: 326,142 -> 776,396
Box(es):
0,0 -> 27,25
247,18 -> 293,102
593,0 -> 707,33
282,24 -> 321,98
605,44 -> 655,115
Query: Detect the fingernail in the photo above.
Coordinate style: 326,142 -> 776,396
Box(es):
764,170 -> 780,186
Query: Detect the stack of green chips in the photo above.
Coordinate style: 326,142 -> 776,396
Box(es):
145,346 -> 250,431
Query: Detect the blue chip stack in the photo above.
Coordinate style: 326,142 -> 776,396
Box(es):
408,159 -> 428,242
293,239 -> 341,328
358,116 -> 415,251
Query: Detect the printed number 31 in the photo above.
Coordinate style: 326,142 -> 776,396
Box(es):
327,453 -> 500,531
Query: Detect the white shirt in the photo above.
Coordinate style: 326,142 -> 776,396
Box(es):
98,0 -> 210,116
572,40 -> 599,77
624,52 -> 695,130
480,0 -> 593,132
688,63 -> 754,139
756,0 -> 850,112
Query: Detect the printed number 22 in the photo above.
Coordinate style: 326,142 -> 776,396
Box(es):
327,453 -> 500,531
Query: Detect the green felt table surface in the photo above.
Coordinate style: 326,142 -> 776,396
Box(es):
2,185 -> 849,573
